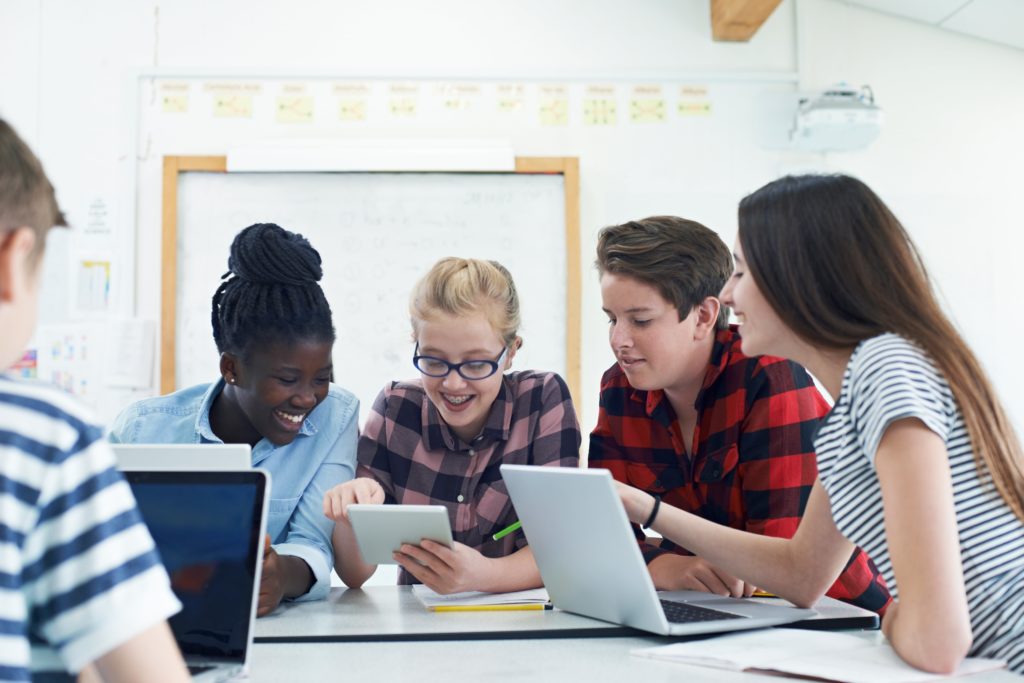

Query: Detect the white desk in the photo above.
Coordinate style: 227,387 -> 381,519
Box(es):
250,635 -> 1024,683
250,637 -> 780,682
256,586 -> 630,641
249,587 -> 1023,682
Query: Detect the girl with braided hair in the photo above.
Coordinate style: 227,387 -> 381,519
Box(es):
111,223 -> 358,616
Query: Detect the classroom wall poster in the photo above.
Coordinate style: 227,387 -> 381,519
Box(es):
154,77 -> 720,129
36,323 -> 100,398
9,349 -> 37,379
277,83 -> 314,124
75,259 -> 111,313
631,85 -> 666,123
335,83 -> 371,121
160,82 -> 190,113
583,84 -> 617,125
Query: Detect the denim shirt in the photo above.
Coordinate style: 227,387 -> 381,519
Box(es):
108,379 -> 358,601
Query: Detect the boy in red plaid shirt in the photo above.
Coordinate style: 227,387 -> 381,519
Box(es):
590,216 -> 890,613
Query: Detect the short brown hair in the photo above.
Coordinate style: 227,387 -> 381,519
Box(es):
595,216 -> 732,328
0,118 -> 66,259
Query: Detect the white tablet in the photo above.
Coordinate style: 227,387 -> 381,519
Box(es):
347,504 -> 454,565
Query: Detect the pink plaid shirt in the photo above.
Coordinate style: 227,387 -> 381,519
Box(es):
357,370 -> 581,584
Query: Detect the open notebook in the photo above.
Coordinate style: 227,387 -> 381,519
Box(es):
412,585 -> 550,611
631,630 -> 1006,683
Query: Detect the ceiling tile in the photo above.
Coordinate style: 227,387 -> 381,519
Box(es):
842,0 -> 972,25
941,0 -> 1024,49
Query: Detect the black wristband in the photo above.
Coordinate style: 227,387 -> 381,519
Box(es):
642,494 -> 661,529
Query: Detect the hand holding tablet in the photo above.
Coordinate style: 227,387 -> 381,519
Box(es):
347,504 -> 454,565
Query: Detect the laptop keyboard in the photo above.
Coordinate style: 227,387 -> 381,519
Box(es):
659,599 -> 746,623
187,664 -> 218,675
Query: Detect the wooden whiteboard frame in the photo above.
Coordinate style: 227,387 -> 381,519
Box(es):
160,155 -> 581,404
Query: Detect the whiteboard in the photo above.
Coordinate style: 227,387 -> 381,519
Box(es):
175,171 -> 568,425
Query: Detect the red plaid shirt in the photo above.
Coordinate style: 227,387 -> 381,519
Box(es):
589,325 -> 891,613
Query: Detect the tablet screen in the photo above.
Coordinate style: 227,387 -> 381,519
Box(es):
347,504 -> 454,565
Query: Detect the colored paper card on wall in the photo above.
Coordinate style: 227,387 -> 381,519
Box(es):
389,83 -> 420,118
276,84 -> 313,123
539,85 -> 569,126
497,84 -> 526,113
277,96 -> 313,122
338,99 -> 368,121
10,349 -> 37,379
205,82 -> 261,119
583,85 -> 617,125
436,83 -> 481,112
678,84 -> 712,116
630,85 -> 666,123
160,82 -> 189,113
75,260 -> 111,313
335,84 -> 371,121
162,96 -> 188,113
213,95 -> 253,118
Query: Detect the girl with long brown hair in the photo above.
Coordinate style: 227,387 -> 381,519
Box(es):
615,174 -> 1024,673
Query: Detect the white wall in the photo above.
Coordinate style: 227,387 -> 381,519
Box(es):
793,0 -> 1024,432
2,0 -> 1023,437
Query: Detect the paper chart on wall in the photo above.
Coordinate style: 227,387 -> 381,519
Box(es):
630,85 -> 666,123
277,83 -> 313,123
103,319 -> 156,388
539,85 -> 569,126
36,323 -> 101,399
160,82 -> 189,113
583,85 -> 617,125
75,260 -> 111,313
151,79 -> 723,129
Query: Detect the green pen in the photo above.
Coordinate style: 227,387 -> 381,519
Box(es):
492,520 -> 522,541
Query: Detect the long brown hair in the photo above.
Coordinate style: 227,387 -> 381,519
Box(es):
738,174 -> 1024,522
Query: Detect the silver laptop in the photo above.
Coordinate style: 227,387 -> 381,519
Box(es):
113,443 -> 252,471
125,469 -> 269,681
500,465 -> 816,636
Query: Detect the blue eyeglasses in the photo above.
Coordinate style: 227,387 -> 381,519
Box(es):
412,343 -> 508,380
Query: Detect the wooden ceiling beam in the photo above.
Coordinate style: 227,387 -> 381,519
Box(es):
711,0 -> 784,42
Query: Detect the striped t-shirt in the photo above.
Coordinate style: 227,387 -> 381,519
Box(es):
0,376 -> 180,681
815,335 -> 1024,671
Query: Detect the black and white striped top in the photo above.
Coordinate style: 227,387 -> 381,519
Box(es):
815,334 -> 1024,671
0,376 -> 180,680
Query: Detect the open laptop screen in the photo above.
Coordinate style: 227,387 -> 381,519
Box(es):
125,471 -> 265,663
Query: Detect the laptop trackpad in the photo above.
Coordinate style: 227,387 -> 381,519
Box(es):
659,590 -> 795,618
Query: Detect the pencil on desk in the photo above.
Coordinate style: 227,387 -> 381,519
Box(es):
429,603 -> 552,612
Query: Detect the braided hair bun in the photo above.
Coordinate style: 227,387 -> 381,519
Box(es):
212,223 -> 334,355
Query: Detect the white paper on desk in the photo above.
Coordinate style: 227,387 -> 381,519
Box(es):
631,630 -> 1006,682
412,584 -> 549,608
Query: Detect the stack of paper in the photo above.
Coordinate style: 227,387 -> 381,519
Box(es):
631,630 -> 1005,682
412,585 -> 550,611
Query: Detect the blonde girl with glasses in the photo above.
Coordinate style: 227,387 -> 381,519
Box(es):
324,257 -> 581,592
